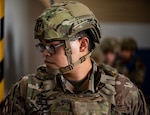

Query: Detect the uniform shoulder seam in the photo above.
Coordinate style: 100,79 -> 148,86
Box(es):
99,63 -> 118,77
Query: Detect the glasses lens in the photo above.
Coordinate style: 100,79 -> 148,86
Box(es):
35,43 -> 45,52
35,42 -> 64,54
47,45 -> 55,54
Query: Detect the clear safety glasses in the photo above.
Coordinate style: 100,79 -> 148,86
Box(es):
35,42 -> 64,54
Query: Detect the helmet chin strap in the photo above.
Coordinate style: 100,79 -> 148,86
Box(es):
59,51 -> 92,73
46,51 -> 92,75
46,39 -> 93,75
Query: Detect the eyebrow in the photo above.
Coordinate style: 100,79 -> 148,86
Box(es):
39,40 -> 52,43
40,39 -> 56,43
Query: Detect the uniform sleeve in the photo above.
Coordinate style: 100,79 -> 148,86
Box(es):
0,77 -> 28,115
115,74 -> 149,115
133,89 -> 149,115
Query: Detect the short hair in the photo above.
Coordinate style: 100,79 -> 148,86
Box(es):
75,29 -> 96,51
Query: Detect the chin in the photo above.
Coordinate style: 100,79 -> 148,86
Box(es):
46,65 -> 56,69
45,64 -> 60,70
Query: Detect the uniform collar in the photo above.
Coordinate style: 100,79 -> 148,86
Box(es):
36,65 -> 55,81
56,59 -> 98,94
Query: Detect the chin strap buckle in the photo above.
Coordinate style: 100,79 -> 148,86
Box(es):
60,64 -> 74,74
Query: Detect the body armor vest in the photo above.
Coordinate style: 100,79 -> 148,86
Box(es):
25,64 -> 115,115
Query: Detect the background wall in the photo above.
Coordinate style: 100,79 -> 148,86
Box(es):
4,0 -> 44,94
4,0 -> 150,97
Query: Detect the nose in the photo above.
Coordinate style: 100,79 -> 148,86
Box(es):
42,49 -> 51,57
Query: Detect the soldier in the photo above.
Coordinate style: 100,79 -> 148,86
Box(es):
0,1 -> 149,115
115,37 -> 146,89
100,37 -> 120,66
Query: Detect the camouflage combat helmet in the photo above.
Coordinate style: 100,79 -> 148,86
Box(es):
34,1 -> 101,74
100,37 -> 120,53
120,37 -> 137,51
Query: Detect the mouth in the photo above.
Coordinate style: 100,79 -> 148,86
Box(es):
44,60 -> 56,65
44,60 -> 60,69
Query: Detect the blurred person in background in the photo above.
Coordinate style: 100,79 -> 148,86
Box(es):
100,37 -> 120,67
115,37 -> 146,89
91,44 -> 103,65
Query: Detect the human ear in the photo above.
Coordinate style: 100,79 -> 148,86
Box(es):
79,37 -> 89,52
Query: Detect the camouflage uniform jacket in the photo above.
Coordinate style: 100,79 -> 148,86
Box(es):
0,61 -> 148,115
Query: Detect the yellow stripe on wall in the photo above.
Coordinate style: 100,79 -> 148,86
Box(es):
0,0 -> 4,103
0,0 -> 4,18
0,38 -> 4,61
